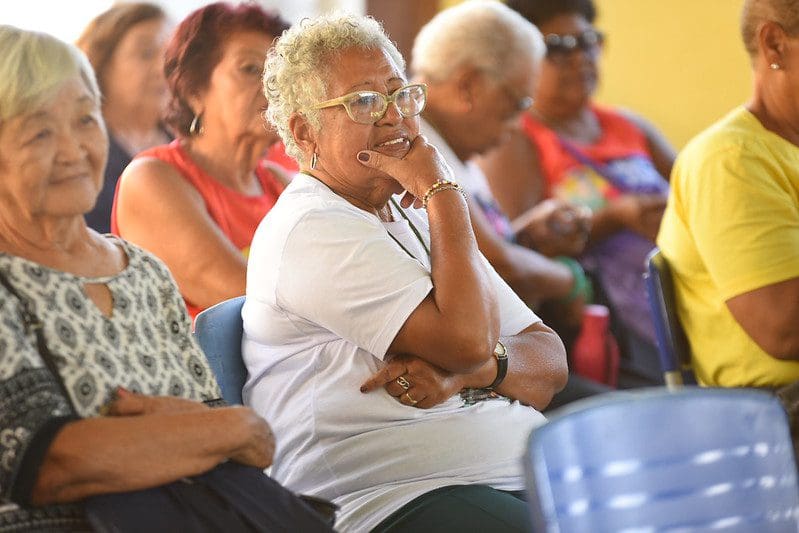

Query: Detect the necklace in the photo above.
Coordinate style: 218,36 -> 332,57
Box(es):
384,198 -> 431,261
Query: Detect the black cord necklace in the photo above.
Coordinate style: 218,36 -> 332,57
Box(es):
385,197 -> 431,261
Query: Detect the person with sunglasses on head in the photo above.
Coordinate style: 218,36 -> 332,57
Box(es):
478,0 -> 676,387
243,10 -> 568,533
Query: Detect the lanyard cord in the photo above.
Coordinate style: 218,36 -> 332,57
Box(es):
386,198 -> 431,261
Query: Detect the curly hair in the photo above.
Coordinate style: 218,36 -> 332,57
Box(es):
0,25 -> 99,123
163,2 -> 290,136
263,12 -> 404,162
505,0 -> 597,27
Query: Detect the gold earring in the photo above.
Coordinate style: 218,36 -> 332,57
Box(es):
189,113 -> 204,135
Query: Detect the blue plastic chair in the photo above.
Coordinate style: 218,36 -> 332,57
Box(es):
525,388 -> 799,533
644,248 -> 697,388
193,296 -> 247,405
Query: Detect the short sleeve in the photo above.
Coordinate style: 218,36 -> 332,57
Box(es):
276,209 -> 432,359
682,146 -> 799,299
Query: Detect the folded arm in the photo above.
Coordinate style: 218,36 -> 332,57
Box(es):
30,400 -> 272,505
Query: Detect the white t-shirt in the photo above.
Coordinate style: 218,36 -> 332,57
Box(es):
243,173 -> 544,532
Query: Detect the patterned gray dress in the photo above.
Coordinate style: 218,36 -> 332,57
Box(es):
0,238 -> 221,531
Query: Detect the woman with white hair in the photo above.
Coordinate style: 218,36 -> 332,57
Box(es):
0,25 -> 329,531
243,9 -> 568,532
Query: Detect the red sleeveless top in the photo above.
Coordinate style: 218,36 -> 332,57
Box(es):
111,140 -> 284,317
521,105 -> 654,209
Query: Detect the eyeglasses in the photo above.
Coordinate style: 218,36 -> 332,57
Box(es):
544,29 -> 604,59
310,83 -> 427,125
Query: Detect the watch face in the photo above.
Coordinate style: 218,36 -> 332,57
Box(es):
494,341 -> 508,359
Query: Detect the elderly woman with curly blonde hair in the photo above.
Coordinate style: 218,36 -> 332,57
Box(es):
242,7 -> 567,532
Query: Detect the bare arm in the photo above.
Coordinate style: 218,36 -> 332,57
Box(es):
358,138 -> 500,373
31,399 -> 272,505
361,322 -> 568,412
726,277 -> 799,360
115,158 -> 248,310
621,110 -> 676,181
476,128 -> 545,219
467,196 -> 575,305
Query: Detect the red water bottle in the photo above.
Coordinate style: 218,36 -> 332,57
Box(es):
572,304 -> 620,387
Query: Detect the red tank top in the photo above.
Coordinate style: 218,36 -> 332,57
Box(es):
111,140 -> 284,317
521,105 -> 652,209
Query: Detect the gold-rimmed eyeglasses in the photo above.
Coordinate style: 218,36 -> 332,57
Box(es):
310,83 -> 427,125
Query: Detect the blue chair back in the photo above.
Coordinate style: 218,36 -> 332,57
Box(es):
194,296 -> 247,405
644,248 -> 696,388
525,388 -> 799,533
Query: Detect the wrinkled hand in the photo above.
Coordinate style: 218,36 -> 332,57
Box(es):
226,406 -> 275,469
105,388 -> 209,416
610,193 -> 666,241
356,134 -> 454,208
360,353 -> 465,409
514,199 -> 591,257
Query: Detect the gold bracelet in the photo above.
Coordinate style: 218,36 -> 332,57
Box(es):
422,180 -> 465,208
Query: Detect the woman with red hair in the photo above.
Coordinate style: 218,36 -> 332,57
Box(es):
113,2 -> 291,318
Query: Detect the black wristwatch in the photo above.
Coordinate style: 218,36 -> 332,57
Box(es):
486,340 -> 508,391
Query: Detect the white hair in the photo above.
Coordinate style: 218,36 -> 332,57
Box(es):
264,12 -> 404,162
411,0 -> 545,84
0,25 -> 100,124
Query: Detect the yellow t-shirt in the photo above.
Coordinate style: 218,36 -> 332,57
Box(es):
657,106 -> 799,387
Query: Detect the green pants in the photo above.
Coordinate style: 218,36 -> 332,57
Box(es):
372,485 -> 531,533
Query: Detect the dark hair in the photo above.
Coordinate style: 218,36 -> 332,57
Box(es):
76,2 -> 165,94
505,0 -> 597,28
163,2 -> 290,136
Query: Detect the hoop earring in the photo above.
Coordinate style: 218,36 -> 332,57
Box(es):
189,112 -> 204,135
310,152 -> 318,170
770,63 -> 781,70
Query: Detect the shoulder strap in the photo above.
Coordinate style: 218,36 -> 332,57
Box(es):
0,268 -> 77,414
556,136 -> 633,192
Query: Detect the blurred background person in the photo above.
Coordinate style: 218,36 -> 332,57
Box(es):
112,2 -> 290,318
77,2 -> 171,234
410,1 -> 607,404
658,0 -> 799,388
478,0 -> 675,386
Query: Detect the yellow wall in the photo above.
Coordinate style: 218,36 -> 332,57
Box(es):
592,0 -> 751,148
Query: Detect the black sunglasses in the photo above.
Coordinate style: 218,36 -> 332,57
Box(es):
544,29 -> 604,58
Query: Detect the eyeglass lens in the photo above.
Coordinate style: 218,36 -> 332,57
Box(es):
545,30 -> 604,57
347,85 -> 426,124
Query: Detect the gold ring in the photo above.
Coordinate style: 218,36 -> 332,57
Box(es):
403,392 -> 418,405
396,376 -> 411,390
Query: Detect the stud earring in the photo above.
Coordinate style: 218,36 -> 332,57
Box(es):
310,152 -> 318,170
770,62 -> 781,70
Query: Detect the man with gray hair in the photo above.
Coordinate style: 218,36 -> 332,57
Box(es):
413,0 -> 605,406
